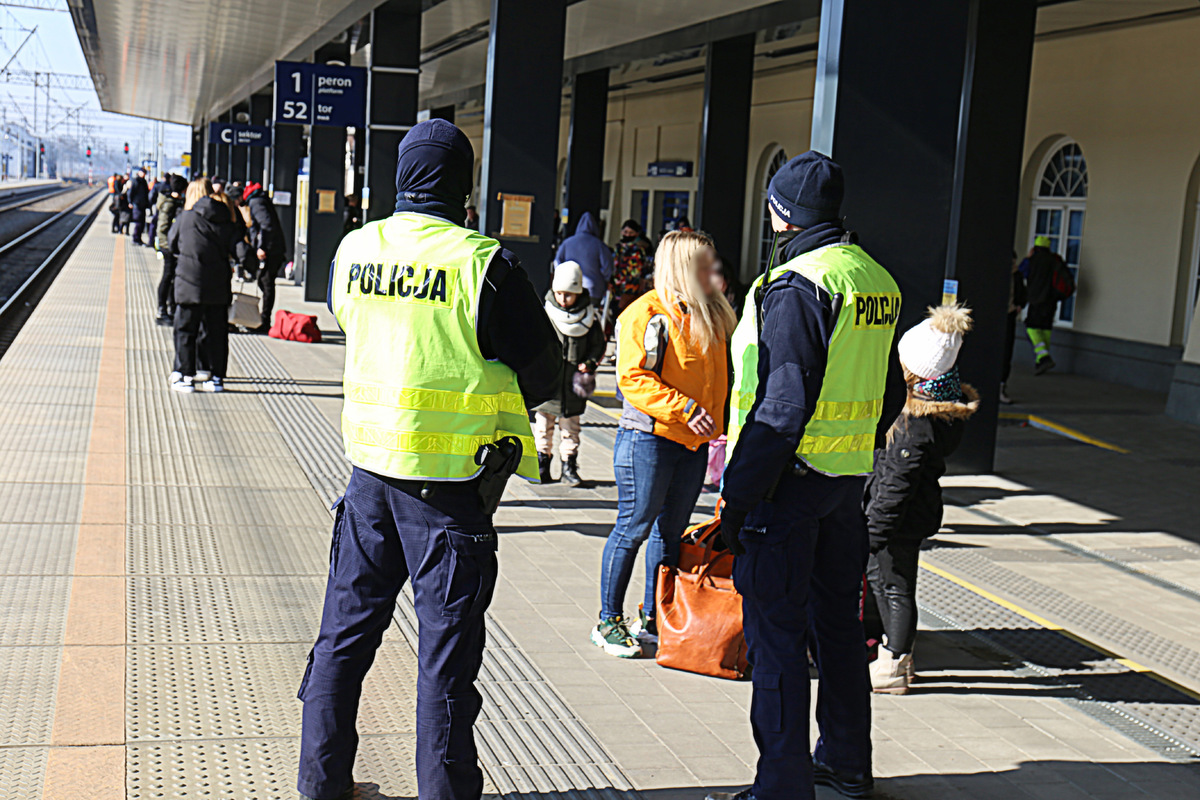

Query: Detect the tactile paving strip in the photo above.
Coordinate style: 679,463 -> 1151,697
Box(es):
0,746 -> 48,799
128,523 -> 327,576
127,575 -> 325,644
0,523 -> 77,575
0,646 -> 62,745
926,546 -> 1200,688
918,567 -> 1200,760
231,333 -> 640,798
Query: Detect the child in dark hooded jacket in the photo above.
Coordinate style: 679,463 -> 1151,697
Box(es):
533,260 -> 605,486
865,304 -> 979,695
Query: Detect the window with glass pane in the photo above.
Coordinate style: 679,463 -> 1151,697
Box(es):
1031,141 -> 1087,327
759,148 -> 788,273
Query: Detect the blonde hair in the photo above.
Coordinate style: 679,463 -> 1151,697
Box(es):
184,178 -> 213,210
653,230 -> 737,353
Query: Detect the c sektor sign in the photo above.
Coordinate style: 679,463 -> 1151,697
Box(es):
274,61 -> 367,128
208,122 -> 272,147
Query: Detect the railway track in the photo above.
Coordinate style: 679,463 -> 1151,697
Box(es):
0,182 -> 78,215
0,189 -> 106,359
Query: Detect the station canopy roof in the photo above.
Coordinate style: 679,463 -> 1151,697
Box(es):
69,0 -> 1200,127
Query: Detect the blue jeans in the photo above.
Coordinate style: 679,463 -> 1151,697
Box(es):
600,427 -> 708,621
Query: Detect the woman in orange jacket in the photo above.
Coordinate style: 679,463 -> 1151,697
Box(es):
592,230 -> 737,657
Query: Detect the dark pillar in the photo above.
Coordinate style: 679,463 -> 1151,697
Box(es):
249,93 -> 272,185
695,33 -> 755,275
231,100 -> 250,183
190,127 -> 204,178
563,67 -> 608,237
215,109 -> 232,179
812,0 -> 1037,472
479,0 -> 568,293
365,0 -> 420,223
428,104 -> 455,123
270,124 -> 302,264
205,120 -> 217,178
303,39 -> 352,303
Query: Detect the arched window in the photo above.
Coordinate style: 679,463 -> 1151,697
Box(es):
756,146 -> 788,277
1030,140 -> 1087,325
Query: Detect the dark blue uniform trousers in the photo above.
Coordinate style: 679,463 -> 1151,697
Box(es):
734,469 -> 872,800
298,467 -> 498,800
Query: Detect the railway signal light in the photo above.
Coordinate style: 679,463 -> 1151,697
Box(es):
124,142 -> 129,155
38,142 -> 44,156
86,147 -> 91,158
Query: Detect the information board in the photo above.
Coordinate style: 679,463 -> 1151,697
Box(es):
274,61 -> 367,128
208,122 -> 273,147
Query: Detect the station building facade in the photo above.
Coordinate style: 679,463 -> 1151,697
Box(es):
451,14 -> 1200,422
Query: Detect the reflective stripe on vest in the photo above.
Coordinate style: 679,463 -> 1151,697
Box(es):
331,213 -> 537,482
727,243 -> 900,477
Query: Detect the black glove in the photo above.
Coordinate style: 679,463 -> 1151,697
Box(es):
720,504 -> 749,556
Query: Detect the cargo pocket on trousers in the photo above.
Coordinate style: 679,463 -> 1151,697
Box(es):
752,671 -> 782,733
328,495 -> 346,576
441,526 -> 498,621
444,691 -> 483,764
296,646 -> 315,701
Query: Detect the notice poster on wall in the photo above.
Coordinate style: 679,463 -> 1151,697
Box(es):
498,192 -> 534,239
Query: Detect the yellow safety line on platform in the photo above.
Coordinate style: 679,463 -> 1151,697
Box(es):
594,389 -> 616,398
590,399 -> 622,420
920,559 -> 1200,704
43,234 -> 126,800
998,411 -> 1130,453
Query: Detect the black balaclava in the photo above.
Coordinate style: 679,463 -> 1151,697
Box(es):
393,119 -> 474,226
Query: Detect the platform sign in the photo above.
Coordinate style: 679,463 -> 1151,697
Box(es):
208,122 -> 272,147
275,61 -> 366,128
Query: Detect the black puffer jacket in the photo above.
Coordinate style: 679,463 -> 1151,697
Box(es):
169,196 -> 235,306
533,289 -> 606,419
245,188 -> 284,255
865,385 -> 979,549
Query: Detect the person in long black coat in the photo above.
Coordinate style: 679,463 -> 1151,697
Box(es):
126,169 -> 152,245
168,180 -> 234,393
242,183 -> 286,330
864,304 -> 978,695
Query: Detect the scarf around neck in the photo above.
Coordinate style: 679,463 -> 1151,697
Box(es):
544,293 -> 595,338
913,365 -> 963,403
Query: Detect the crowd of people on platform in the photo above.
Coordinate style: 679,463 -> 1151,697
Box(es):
105,168 -> 286,395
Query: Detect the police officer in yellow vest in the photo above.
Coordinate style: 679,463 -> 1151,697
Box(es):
298,120 -> 561,800
707,152 -> 901,800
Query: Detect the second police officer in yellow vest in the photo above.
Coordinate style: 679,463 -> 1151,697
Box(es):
297,120 -> 562,800
709,152 -> 901,800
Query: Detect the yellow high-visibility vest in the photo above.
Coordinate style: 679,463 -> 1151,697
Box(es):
331,213 -> 537,482
727,243 -> 900,476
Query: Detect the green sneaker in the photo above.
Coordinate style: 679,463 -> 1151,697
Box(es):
590,616 -> 642,658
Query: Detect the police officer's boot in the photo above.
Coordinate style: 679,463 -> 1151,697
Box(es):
538,452 -> 554,484
561,455 -> 582,487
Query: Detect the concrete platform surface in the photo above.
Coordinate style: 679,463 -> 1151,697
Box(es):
0,215 -> 1198,799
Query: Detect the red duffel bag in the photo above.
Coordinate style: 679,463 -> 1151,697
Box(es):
269,310 -> 322,343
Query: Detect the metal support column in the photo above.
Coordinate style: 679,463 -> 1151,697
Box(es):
563,67 -> 608,237
303,39 -> 352,303
270,124 -> 303,264
190,127 -> 204,178
215,109 -> 232,179
479,0 -> 568,293
231,100 -> 250,183
364,0 -> 420,223
249,93 -> 272,185
812,0 -> 1037,472
695,33 -> 756,275
205,120 -> 218,178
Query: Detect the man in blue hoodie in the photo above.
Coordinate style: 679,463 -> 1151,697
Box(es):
555,211 -> 613,306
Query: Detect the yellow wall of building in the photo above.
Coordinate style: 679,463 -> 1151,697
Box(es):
1022,19 -> 1200,348
455,19 -> 1200,350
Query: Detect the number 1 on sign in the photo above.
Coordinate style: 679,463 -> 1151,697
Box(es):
292,71 -> 302,93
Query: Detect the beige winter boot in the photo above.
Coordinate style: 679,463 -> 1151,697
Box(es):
871,646 -> 912,695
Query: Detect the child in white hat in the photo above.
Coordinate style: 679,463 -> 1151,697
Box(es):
532,261 -> 606,486
864,304 -> 979,695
